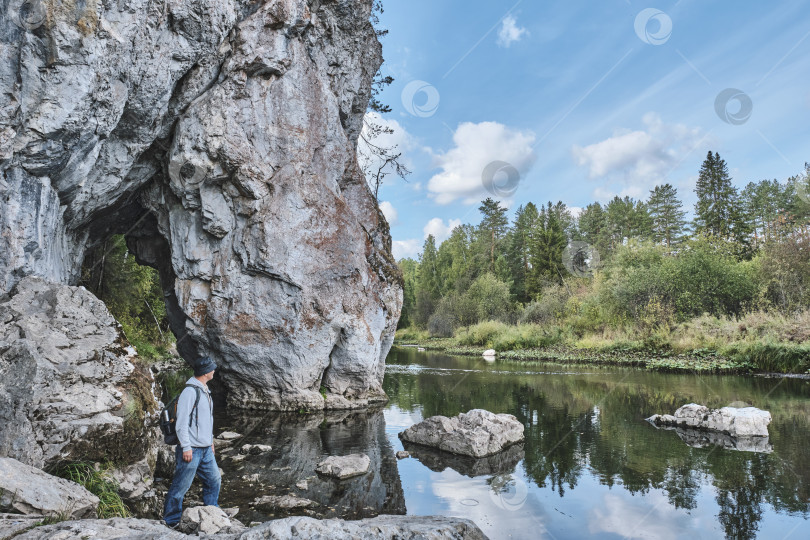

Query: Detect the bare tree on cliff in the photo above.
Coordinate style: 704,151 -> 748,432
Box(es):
359,1 -> 410,201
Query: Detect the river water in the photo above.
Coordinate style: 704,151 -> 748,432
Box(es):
211,347 -> 810,539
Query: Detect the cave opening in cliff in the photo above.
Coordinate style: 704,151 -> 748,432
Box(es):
80,232 -> 176,361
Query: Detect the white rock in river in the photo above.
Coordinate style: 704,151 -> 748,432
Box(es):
315,454 -> 371,479
647,403 -> 771,437
399,409 -> 525,458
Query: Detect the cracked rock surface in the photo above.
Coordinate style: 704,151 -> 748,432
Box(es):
0,0 -> 402,410
0,277 -> 159,470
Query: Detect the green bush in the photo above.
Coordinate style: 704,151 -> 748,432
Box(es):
428,311 -> 455,337
602,240 -> 760,323
521,285 -> 568,324
395,327 -> 430,342
456,320 -> 510,347
53,462 -> 130,518
466,273 -> 514,323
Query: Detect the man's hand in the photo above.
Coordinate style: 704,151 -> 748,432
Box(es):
211,443 -> 215,456
183,450 -> 193,462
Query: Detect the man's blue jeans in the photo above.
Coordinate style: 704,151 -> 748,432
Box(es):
163,446 -> 221,525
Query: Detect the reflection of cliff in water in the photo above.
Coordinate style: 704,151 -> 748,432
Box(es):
215,408 -> 405,524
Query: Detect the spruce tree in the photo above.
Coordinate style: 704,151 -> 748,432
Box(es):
528,202 -> 567,296
647,183 -> 687,247
576,202 -> 610,257
694,151 -> 738,240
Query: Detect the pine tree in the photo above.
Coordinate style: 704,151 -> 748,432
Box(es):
476,198 -> 509,272
507,203 -> 539,303
647,184 -> 687,247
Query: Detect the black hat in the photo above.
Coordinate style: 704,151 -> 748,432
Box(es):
193,356 -> 217,376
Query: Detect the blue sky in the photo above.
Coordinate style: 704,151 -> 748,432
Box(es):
362,1 -> 810,259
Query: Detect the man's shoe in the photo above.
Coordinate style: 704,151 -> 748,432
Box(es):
161,521 -> 181,530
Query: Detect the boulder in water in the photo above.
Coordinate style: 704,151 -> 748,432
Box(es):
399,409 -> 524,458
646,403 -> 771,437
315,454 -> 371,480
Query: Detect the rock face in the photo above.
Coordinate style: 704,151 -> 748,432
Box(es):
0,0 -> 402,410
0,278 -> 160,470
647,404 -> 772,437
239,515 -> 488,540
15,515 -> 488,540
0,513 -> 44,540
0,457 -> 99,519
399,410 -> 525,458
13,518 -> 186,540
315,453 -> 371,479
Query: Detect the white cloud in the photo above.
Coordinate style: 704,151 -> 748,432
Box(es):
497,15 -> 528,48
427,121 -> 537,205
423,217 -> 462,243
378,201 -> 398,226
571,113 -> 709,201
589,491 -> 697,540
392,239 -> 420,260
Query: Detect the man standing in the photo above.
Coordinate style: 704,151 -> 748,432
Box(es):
163,356 -> 220,527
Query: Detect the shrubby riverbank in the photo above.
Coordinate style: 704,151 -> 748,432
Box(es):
395,309 -> 810,373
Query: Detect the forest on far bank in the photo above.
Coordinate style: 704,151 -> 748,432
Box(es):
396,152 -> 810,370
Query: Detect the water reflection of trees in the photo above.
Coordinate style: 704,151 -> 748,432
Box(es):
384,349 -> 810,539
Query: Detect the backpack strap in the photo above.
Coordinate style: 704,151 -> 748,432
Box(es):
184,385 -> 202,429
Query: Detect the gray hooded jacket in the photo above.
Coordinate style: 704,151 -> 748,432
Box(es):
174,377 -> 214,452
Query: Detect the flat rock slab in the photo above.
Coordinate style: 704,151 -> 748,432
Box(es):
399,409 -> 525,458
647,403 -> 771,437
13,518 -> 186,540
0,513 -> 43,540
315,454 -> 371,479
0,458 -> 99,519
238,515 -> 488,539
253,495 -> 317,510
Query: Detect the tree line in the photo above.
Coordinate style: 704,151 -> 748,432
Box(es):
398,152 -> 810,334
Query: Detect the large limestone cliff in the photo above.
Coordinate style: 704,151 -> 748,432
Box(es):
0,0 -> 403,410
